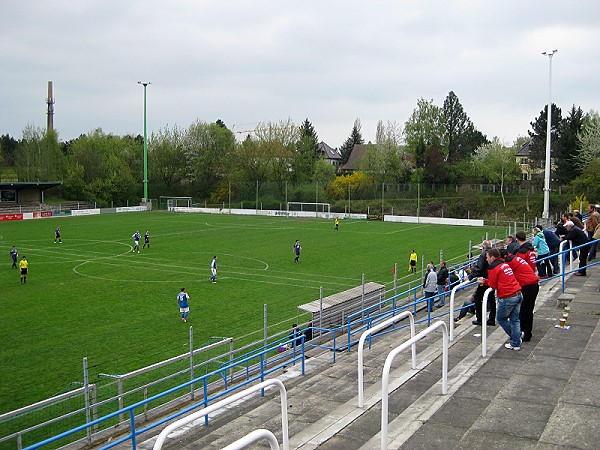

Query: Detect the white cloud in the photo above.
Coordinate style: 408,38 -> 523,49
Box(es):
1,0 -> 599,148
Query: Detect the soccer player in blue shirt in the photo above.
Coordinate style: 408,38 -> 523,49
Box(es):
177,288 -> 190,322
10,246 -> 18,269
210,256 -> 218,283
132,231 -> 141,253
293,240 -> 302,263
54,226 -> 62,243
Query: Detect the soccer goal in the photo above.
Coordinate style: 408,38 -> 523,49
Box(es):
161,196 -> 192,211
287,202 -> 331,217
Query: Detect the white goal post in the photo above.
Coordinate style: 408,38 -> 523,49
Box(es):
287,202 -> 331,217
161,196 -> 192,210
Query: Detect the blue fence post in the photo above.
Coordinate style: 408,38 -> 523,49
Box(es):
129,409 -> 137,450
203,378 -> 209,426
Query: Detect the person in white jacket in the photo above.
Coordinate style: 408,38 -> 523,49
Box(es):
423,264 -> 437,311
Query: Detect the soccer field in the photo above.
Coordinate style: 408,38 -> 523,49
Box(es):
0,211 -> 501,413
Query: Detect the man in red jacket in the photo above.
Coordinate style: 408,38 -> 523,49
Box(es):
514,231 -> 536,271
501,249 -> 539,342
479,248 -> 523,351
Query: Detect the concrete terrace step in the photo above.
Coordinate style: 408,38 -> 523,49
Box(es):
130,267 -> 600,450
393,267 -> 600,449
135,310 -> 498,449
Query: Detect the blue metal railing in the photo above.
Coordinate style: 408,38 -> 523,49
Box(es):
24,337 -> 304,450
23,237 -> 598,450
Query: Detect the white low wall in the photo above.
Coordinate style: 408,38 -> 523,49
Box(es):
71,208 -> 101,216
384,214 -> 484,227
171,207 -> 365,221
116,206 -> 147,213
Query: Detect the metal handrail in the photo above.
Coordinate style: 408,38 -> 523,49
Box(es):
357,311 -> 415,408
222,429 -> 280,450
481,287 -> 494,357
380,321 -> 448,450
448,279 -> 477,341
153,379 -> 288,450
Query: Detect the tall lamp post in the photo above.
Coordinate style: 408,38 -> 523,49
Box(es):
541,50 -> 557,221
138,81 -> 151,202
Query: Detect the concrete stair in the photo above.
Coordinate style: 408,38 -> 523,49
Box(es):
130,265 -> 600,449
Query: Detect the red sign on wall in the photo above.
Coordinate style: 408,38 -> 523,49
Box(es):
33,211 -> 53,218
0,214 -> 23,222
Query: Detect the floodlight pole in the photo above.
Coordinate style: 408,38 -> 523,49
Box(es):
541,50 -> 557,222
138,81 -> 151,202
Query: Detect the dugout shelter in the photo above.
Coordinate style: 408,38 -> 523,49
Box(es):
0,182 -> 62,206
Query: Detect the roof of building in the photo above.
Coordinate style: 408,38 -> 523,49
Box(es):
317,141 -> 341,160
340,144 -> 367,171
515,139 -> 532,156
0,182 -> 62,190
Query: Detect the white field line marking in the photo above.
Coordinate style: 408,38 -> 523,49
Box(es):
71,258 -> 354,288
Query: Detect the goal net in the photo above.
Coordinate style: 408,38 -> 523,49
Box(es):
287,202 -> 331,217
161,196 -> 192,211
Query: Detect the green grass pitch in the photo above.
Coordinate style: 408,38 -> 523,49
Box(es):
0,212 -> 500,413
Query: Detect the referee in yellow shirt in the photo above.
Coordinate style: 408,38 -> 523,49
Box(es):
19,256 -> 28,284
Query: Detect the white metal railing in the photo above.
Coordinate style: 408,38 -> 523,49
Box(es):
448,280 -> 476,341
559,240 -> 574,272
380,320 -> 448,450
357,311 -> 415,408
153,379 -> 289,450
222,429 -> 280,450
481,287 -> 494,357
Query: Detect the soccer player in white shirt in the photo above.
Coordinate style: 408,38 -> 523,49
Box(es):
210,256 -> 218,283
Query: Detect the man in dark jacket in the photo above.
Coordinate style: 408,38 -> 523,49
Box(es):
436,261 -> 449,308
541,226 -> 562,275
505,235 -> 520,255
562,221 -> 590,276
468,240 -> 495,325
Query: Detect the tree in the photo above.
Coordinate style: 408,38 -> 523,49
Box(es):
360,121 -> 409,184
571,158 -> 600,201
422,145 -> 447,184
227,136 -> 271,193
67,129 -> 141,205
576,110 -> 600,172
148,125 -> 188,195
1,134 -> 19,167
253,118 -> 299,190
443,91 -> 487,163
339,118 -> 364,164
185,120 -> 235,199
474,138 -> 522,206
15,126 -> 64,182
403,98 -> 445,168
313,158 -> 336,186
293,118 -> 319,182
528,103 -> 563,171
554,105 -> 587,184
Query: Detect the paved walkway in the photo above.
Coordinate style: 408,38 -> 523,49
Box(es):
133,263 -> 599,450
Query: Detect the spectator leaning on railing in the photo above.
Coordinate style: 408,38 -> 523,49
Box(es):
532,226 -> 550,278
480,248 -> 523,351
586,204 -> 599,260
468,240 -> 495,326
562,221 -> 590,276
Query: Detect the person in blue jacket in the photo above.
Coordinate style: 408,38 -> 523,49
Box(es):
532,226 -> 550,278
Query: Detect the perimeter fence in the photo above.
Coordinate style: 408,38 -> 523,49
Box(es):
167,181 -> 579,225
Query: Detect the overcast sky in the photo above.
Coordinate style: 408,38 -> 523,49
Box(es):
1,1 -> 599,148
